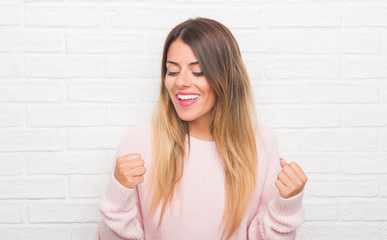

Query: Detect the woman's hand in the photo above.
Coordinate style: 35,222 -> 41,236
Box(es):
114,153 -> 147,189
275,158 -> 308,199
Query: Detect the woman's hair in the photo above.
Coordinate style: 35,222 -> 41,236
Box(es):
148,17 -> 263,240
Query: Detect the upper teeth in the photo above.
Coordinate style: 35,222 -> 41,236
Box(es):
178,94 -> 199,100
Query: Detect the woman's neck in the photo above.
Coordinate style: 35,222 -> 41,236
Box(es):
188,121 -> 214,141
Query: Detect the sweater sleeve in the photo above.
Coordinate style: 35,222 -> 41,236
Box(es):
96,129 -> 145,240
248,128 -> 305,240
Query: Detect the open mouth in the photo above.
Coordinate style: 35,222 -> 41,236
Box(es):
177,94 -> 200,101
176,94 -> 201,107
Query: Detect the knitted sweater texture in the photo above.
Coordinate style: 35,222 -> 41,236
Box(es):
96,121 -> 305,240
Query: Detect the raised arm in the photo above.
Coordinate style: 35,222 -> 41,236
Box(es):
248,128 -> 307,240
96,135 -> 146,240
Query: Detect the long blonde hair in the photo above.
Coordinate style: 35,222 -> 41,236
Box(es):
148,17 -> 262,240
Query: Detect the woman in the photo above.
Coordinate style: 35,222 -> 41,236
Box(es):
97,17 -> 307,240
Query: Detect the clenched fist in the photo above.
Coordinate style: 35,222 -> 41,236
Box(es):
114,153 -> 147,189
275,158 -> 307,199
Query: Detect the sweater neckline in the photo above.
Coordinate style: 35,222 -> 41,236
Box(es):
186,134 -> 217,150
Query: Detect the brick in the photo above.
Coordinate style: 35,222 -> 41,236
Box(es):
262,105 -> 340,128
343,57 -> 387,78
0,29 -> 64,52
306,178 -> 378,197
0,203 -> 24,223
0,154 -> 24,175
0,225 -> 67,240
304,129 -> 378,152
342,200 -> 387,220
67,0 -> 126,1
303,198 -> 338,220
188,5 -> 263,29
265,57 -> 340,79
101,150 -> 116,174
68,79 -> 143,103
152,0 -> 221,1
305,31 -> 380,54
144,80 -> 161,103
241,54 -> 265,79
0,104 -> 24,127
147,31 -> 168,53
234,30 -> 304,53
341,154 -> 387,174
252,83 -> 303,103
343,105 -> 387,127
25,56 -> 104,78
107,4 -> 262,29
384,32 -> 387,55
68,127 -> 127,149
27,152 -> 102,175
380,128 -> 387,151
107,104 -> 154,126
70,223 -> 98,240
0,177 -> 66,199
282,153 -> 339,173
70,175 -> 108,198
305,82 -> 378,103
105,56 -> 161,78
25,0 -> 64,2
303,222 -> 381,240
26,104 -> 105,127
266,5 -> 341,27
383,81 -> 387,103
104,5 -> 185,28
66,30 -> 146,53
29,200 -> 99,222
0,80 -> 64,102
0,4 -> 22,25
0,55 -> 22,77
271,129 -> 303,152
381,177 -> 387,197
344,7 -> 387,27
25,4 -> 100,27
0,129 -> 65,152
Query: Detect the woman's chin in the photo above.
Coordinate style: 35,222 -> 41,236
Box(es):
175,112 -> 196,122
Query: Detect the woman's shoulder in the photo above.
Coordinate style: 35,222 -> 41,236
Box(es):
256,123 -> 279,151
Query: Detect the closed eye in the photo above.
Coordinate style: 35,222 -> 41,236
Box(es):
167,72 -> 204,77
167,72 -> 178,76
193,72 -> 204,77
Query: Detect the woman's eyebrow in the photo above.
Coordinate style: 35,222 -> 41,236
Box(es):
166,61 -> 199,66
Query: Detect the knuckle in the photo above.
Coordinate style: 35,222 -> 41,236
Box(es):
295,179 -> 303,186
116,156 -> 123,163
131,153 -> 141,159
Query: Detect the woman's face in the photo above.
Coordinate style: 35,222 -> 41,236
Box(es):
164,39 -> 216,126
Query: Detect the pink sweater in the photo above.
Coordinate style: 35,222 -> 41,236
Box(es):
96,121 -> 305,240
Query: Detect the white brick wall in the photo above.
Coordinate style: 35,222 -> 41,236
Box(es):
0,1 -> 386,239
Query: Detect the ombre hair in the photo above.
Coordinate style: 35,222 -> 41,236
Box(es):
148,17 -> 265,240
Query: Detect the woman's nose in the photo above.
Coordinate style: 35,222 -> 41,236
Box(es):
176,70 -> 192,88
